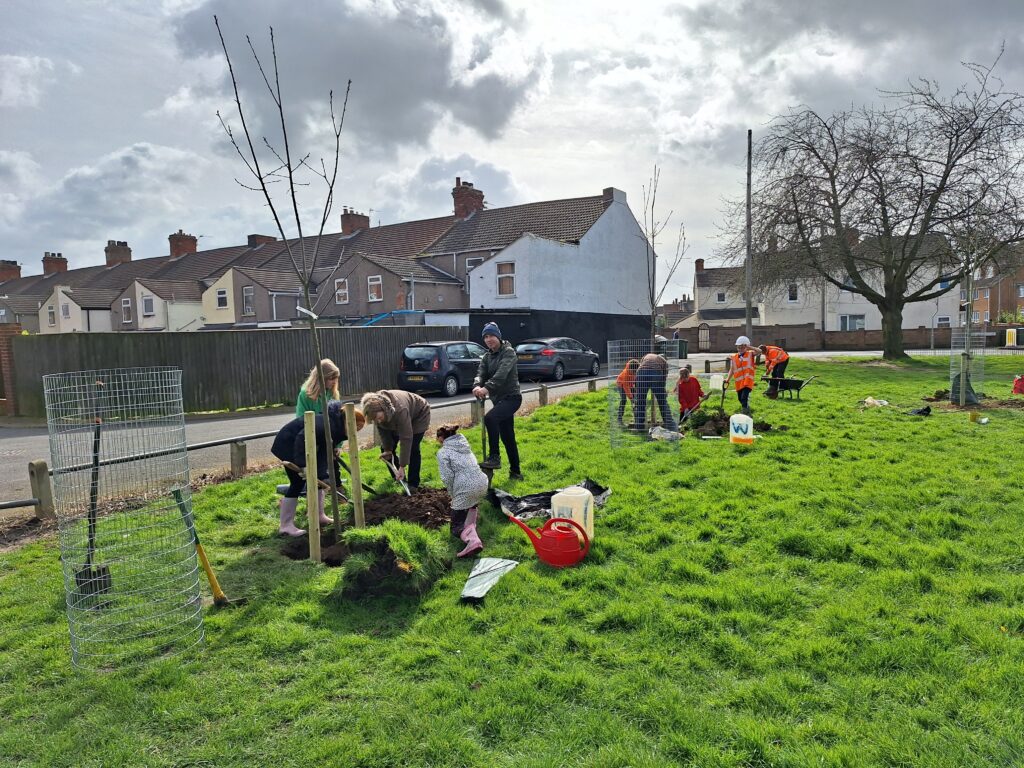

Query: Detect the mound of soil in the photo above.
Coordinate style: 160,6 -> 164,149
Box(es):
279,487 -> 453,565
923,389 -> 950,402
690,410 -> 777,436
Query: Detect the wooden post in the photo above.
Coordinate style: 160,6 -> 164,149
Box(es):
28,460 -> 55,522
303,411 -> 320,562
539,385 -> 548,406
587,379 -> 597,393
229,441 -> 246,479
704,359 -> 711,373
344,403 -> 365,528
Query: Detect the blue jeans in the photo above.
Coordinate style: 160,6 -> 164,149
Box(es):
634,369 -> 676,430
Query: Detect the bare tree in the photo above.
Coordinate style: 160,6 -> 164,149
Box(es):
729,55 -> 1024,359
635,165 -> 689,340
215,17 -> 352,533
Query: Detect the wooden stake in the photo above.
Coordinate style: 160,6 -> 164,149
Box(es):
303,410 -> 320,562
344,402 -> 365,528
538,385 -> 548,406
28,460 -> 55,522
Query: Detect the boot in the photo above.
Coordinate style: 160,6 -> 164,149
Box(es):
450,508 -> 468,539
316,489 -> 332,526
479,455 -> 501,470
457,507 -> 483,558
278,497 -> 305,537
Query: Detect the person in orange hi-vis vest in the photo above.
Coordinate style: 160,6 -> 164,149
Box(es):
724,335 -> 758,414
759,343 -> 790,398
615,359 -> 640,425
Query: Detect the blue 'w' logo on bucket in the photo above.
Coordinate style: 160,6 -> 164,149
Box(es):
732,423 -> 749,435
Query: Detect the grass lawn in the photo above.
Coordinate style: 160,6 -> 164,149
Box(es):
2,356 -> 1024,767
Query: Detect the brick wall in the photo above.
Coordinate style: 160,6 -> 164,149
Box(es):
675,323 -> 952,353
0,323 -> 22,415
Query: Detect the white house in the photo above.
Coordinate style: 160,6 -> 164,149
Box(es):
38,285 -> 116,334
112,279 -> 204,332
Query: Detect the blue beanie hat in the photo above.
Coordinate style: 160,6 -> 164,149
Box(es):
482,322 -> 502,340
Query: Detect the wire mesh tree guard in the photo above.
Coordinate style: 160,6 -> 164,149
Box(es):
43,367 -> 204,668
606,338 -> 684,448
950,325 -> 987,406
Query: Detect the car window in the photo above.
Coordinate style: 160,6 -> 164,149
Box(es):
446,343 -> 468,360
552,339 -> 571,350
403,346 -> 437,360
516,343 -> 547,353
566,339 -> 585,351
465,342 -> 486,358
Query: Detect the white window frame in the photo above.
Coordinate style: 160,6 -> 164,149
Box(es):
839,314 -> 866,331
121,298 -> 132,324
142,294 -> 155,317
715,291 -> 726,304
936,315 -> 951,328
242,285 -> 255,316
334,278 -> 349,305
787,283 -> 798,302
61,302 -> 70,319
0,308 -> 6,322
216,289 -> 228,309
960,288 -> 967,301
496,262 -> 516,297
972,310 -> 980,323
1018,285 -> 1024,298
983,310 -> 990,322
466,256 -> 483,272
973,288 -> 980,301
367,275 -> 383,303
47,306 -> 55,326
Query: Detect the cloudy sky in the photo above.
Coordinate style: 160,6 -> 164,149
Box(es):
2,0 -> 1021,297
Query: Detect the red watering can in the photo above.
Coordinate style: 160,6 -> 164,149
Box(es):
507,515 -> 590,568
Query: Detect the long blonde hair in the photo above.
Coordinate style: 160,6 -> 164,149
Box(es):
302,359 -> 341,401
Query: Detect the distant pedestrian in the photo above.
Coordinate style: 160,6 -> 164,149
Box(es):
725,336 -> 758,414
360,390 -> 432,490
672,329 -> 680,341
295,359 -> 341,419
473,322 -> 524,481
615,359 -> 640,425
676,365 -> 705,420
436,424 -> 489,558
633,352 -> 676,430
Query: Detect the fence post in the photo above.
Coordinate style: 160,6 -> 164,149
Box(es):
704,359 -> 711,373
344,403 -> 366,528
28,460 -> 55,522
229,441 -> 247,479
587,380 -> 597,393
539,385 -> 548,406
304,411 -> 321,562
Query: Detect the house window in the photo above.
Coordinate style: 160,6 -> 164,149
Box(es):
983,311 -> 990,323
936,316 -> 951,328
142,295 -> 155,317
497,262 -> 515,296
787,283 -> 798,302
61,303 -> 70,319
972,310 -> 980,323
972,289 -> 980,301
983,288 -> 990,299
466,257 -> 483,272
216,289 -> 228,309
1018,285 -> 1024,298
939,278 -> 951,290
47,306 -> 55,326
334,278 -> 349,304
368,275 -> 383,303
121,298 -> 132,324
0,308 -> 6,322
716,291 -> 726,304
839,314 -> 865,331
960,288 -> 967,301
959,311 -> 967,325
242,286 -> 255,316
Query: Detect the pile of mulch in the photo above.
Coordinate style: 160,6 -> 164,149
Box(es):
923,389 -> 951,402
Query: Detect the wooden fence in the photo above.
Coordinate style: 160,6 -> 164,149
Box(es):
9,326 -> 464,417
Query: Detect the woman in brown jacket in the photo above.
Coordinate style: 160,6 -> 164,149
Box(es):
359,390 -> 432,489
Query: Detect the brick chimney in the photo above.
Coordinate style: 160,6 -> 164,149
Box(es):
168,229 -> 198,259
340,208 -> 370,235
104,240 -> 132,267
694,258 -> 705,272
42,252 -> 68,274
453,177 -> 485,220
602,186 -> 626,208
0,259 -> 21,282
247,234 -> 277,247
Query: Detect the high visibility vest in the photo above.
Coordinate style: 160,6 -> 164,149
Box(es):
763,345 -> 789,372
730,351 -> 757,390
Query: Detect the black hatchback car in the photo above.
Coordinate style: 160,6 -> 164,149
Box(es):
515,337 -> 601,381
398,340 -> 487,397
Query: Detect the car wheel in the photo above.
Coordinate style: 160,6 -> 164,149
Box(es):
589,359 -> 600,376
552,362 -> 565,382
443,375 -> 459,398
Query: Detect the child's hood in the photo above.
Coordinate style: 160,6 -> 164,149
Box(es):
441,433 -> 473,455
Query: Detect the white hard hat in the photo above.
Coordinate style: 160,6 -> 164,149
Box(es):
735,335 -> 750,346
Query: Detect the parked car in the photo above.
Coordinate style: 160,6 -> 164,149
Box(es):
515,337 -> 601,381
398,341 -> 487,397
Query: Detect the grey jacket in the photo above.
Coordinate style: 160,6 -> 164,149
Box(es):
474,341 -> 521,402
436,433 -> 490,510
377,390 -> 431,467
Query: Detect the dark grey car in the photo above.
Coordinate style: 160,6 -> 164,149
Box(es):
398,341 -> 487,397
515,337 -> 601,382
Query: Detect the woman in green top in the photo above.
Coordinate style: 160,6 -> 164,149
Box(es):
295,359 -> 341,418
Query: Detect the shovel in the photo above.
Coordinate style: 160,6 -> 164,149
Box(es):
74,381 -> 112,605
679,391 -> 712,430
384,455 -> 412,496
172,488 -> 246,608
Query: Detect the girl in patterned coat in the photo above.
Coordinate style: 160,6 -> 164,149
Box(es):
435,424 -> 490,558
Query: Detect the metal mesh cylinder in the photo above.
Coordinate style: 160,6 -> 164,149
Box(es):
43,367 -> 203,668
607,338 -> 683,448
950,325 -> 987,405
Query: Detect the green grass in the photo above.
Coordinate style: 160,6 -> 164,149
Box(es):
2,356 -> 1024,767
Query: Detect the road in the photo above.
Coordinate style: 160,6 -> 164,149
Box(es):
0,348 -> 909,517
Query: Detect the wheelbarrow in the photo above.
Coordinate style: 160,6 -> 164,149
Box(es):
762,375 -> 817,400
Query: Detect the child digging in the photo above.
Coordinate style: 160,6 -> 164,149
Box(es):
436,424 -> 490,558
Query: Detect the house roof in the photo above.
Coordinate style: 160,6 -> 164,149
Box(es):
233,267 -> 304,293
137,279 -> 203,302
64,288 -> 121,310
696,266 -> 744,289
0,295 -> 45,315
152,245 -> 255,282
360,252 -> 461,284
423,195 -> 607,255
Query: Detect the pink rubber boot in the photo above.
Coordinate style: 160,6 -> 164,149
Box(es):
316,489 -> 332,526
457,507 -> 483,558
278,497 -> 306,537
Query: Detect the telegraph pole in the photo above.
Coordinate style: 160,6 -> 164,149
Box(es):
745,129 -> 753,338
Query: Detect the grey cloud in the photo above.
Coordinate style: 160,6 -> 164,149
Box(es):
173,0 -> 542,156
0,55 -> 56,108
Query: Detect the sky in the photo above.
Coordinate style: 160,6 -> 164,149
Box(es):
2,0 -> 1022,299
